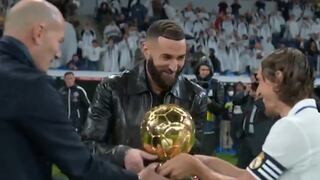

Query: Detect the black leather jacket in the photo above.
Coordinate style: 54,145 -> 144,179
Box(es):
82,62 -> 207,166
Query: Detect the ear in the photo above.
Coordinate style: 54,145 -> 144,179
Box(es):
275,70 -> 284,84
273,70 -> 284,91
31,24 -> 46,45
142,41 -> 150,60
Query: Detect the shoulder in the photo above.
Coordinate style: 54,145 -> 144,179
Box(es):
98,70 -> 131,89
182,77 -> 206,98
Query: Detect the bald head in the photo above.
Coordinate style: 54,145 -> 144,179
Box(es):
3,0 -> 65,72
4,0 -> 64,34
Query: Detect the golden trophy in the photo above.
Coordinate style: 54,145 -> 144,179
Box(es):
140,104 -> 195,162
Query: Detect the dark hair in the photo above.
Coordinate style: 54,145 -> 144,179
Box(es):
146,20 -> 185,41
64,71 -> 74,77
261,48 -> 314,106
92,39 -> 98,44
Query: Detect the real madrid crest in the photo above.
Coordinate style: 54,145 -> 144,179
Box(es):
72,92 -> 79,102
249,152 -> 265,169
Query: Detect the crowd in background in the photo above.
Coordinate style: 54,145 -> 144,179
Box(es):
42,0 -> 320,76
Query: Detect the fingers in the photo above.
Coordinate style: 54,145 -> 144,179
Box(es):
140,150 -> 158,160
157,160 -> 173,177
145,162 -> 159,171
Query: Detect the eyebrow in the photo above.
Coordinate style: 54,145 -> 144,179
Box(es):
162,53 -> 186,57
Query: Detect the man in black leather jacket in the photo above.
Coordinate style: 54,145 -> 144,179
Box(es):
82,20 -> 207,173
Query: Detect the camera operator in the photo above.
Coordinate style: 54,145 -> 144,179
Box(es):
192,59 -> 224,155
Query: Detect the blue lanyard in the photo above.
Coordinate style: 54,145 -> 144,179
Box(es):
294,106 -> 318,115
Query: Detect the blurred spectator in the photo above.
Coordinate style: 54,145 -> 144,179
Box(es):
299,17 -> 312,40
229,42 -> 240,73
218,0 -> 228,15
269,11 -> 286,43
151,0 -> 168,21
277,0 -> 290,21
83,39 -> 104,70
284,14 -> 299,40
127,24 -> 140,56
255,0 -> 266,14
192,45 -> 206,68
230,82 -> 245,152
303,2 -> 314,18
80,22 -> 96,50
102,37 -> 120,72
216,42 -> 230,73
262,37 -> 275,55
209,48 -> 221,73
220,84 -> 234,151
103,21 -> 122,42
231,0 -> 241,21
67,54 -> 85,70
305,36 -> 320,71
237,16 -> 248,37
183,3 -> 196,22
290,0 -> 303,21
260,17 -> 272,43
118,33 -> 133,70
311,18 -> 320,35
222,15 -> 234,37
130,0 -> 148,31
96,2 -> 113,33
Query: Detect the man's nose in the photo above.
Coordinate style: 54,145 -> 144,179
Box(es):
55,49 -> 62,59
168,60 -> 178,72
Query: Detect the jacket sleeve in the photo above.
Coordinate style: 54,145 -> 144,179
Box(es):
81,79 -> 130,167
78,86 -> 90,130
233,91 -> 248,105
207,81 -> 224,114
191,90 -> 207,154
20,77 -> 137,180
78,86 -> 90,110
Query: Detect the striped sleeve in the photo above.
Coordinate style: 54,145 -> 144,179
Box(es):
247,152 -> 287,180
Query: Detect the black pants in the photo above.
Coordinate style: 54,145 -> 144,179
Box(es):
201,132 -> 217,156
237,135 -> 260,168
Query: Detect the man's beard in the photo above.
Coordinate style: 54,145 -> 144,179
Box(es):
146,58 -> 182,91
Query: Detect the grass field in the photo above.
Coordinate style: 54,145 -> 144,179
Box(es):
52,153 -> 237,179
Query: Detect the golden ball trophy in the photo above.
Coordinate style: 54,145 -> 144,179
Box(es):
141,104 -> 197,179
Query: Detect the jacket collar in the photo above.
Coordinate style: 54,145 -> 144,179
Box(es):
127,61 -> 189,99
0,36 -> 35,68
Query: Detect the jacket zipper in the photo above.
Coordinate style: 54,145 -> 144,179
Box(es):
148,91 -> 153,108
67,88 -> 71,119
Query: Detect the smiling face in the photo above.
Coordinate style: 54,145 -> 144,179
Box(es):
256,68 -> 280,117
145,36 -> 186,90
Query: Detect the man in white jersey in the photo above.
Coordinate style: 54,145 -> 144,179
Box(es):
157,47 -> 320,180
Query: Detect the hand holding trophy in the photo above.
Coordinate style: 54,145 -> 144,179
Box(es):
141,104 -> 197,179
